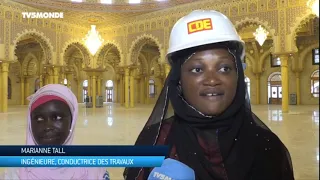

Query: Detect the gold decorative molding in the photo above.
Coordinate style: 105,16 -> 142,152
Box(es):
128,33 -> 164,65
12,28 -> 54,64
10,0 -> 198,12
95,40 -> 123,68
61,39 -> 92,68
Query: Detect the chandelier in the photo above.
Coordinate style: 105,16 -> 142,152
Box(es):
253,25 -> 269,46
83,25 -> 104,55
307,0 -> 319,17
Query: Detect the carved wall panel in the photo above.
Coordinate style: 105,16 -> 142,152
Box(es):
0,19 -> 4,44
95,43 -> 121,69
0,0 -> 318,67
9,62 -> 21,77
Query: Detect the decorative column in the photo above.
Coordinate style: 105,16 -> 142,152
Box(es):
140,76 -> 145,104
92,75 -> 97,109
255,73 -> 260,105
66,73 -> 72,89
77,79 -> 82,103
53,67 -> 59,84
20,76 -> 25,105
44,74 -> 48,85
39,75 -> 43,88
25,77 -> 30,105
47,67 -> 54,84
49,71 -> 54,84
0,62 -> 9,112
97,77 -> 101,96
88,76 -> 92,97
117,76 -> 120,104
135,77 -> 140,103
280,54 -> 289,113
130,69 -> 135,108
145,76 -> 149,104
295,72 -> 301,105
125,68 -> 130,108
119,74 -> 124,105
114,77 -> 118,103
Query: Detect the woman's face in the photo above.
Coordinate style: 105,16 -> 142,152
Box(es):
180,48 -> 238,116
31,100 -> 72,145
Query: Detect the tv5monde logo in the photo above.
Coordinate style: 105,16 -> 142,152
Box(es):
22,12 -> 64,19
187,18 -> 213,34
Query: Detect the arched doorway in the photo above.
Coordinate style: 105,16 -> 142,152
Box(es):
106,80 -> 113,102
245,76 -> 250,99
83,80 -> 88,102
268,72 -> 282,104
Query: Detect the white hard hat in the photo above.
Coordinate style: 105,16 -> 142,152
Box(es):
167,10 -> 245,59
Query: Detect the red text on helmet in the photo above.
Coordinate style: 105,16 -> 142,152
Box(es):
187,18 -> 213,34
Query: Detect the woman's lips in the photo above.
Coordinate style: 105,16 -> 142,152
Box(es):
199,88 -> 224,97
41,133 -> 59,140
200,94 -> 224,101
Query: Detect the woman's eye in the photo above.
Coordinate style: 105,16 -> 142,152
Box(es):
56,116 -> 62,120
219,66 -> 232,73
37,117 -> 44,121
191,68 -> 203,73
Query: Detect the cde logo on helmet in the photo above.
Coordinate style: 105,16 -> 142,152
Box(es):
187,18 -> 213,34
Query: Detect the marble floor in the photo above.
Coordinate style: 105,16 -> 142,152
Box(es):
0,103 -> 318,180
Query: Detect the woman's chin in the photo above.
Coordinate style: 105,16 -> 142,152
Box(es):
37,137 -> 63,145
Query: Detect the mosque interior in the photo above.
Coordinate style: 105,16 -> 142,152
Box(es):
0,0 -> 319,179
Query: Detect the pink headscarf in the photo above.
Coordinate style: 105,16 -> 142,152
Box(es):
18,84 -> 105,180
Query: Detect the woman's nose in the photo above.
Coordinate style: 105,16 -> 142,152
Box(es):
44,117 -> 55,130
203,71 -> 221,86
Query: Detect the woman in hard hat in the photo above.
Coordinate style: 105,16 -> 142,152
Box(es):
124,10 -> 294,180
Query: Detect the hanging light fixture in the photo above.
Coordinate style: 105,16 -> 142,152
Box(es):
253,25 -> 269,46
83,25 -> 104,55
307,0 -> 319,17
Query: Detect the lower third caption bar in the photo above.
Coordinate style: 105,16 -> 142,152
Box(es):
0,156 -> 165,167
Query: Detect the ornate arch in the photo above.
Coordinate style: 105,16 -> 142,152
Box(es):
102,62 -> 116,80
235,17 -> 276,41
311,69 -> 319,77
150,55 -> 161,76
298,43 -> 319,70
61,39 -> 91,67
128,34 -> 164,65
268,72 -> 281,82
290,12 -> 318,43
71,63 -> 79,81
22,53 -> 38,76
259,49 -> 272,71
138,53 -> 148,75
104,62 -> 115,74
12,29 -> 54,64
95,41 -> 122,69
244,53 -> 254,67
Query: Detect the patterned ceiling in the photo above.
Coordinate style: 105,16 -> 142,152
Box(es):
11,0 -> 200,27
